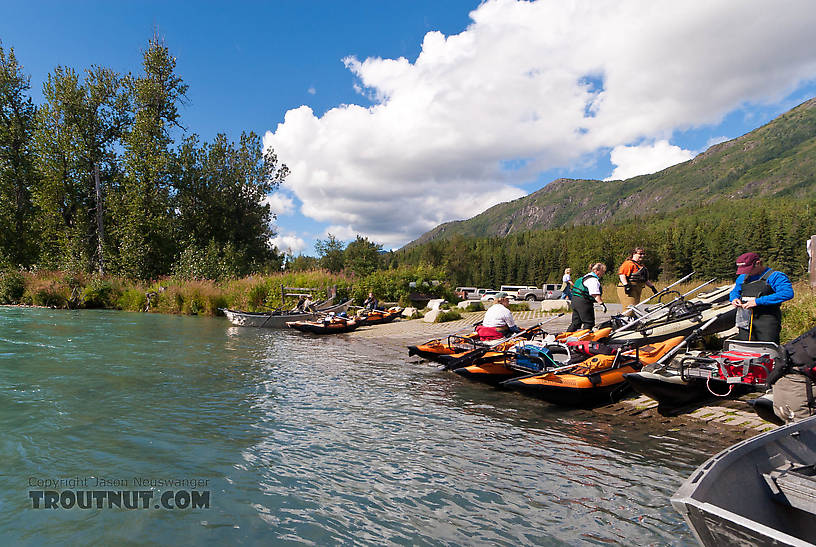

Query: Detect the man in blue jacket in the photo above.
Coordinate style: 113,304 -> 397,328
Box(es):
729,252 -> 794,344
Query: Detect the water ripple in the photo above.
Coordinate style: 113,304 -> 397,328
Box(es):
0,308 -> 722,545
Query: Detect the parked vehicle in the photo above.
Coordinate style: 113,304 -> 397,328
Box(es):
455,286 -> 478,299
517,284 -> 564,301
499,285 -> 538,298
480,290 -> 501,302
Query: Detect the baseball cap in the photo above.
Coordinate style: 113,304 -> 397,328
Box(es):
736,252 -> 760,274
494,292 -> 509,299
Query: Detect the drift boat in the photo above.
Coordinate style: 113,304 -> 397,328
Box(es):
672,414 -> 816,546
502,336 -> 685,407
221,299 -> 351,328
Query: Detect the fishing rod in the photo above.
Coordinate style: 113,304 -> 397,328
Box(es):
612,278 -> 717,335
626,271 -> 696,313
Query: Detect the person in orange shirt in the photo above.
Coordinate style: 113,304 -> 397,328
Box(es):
617,247 -> 657,316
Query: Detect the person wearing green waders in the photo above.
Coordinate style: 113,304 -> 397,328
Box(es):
568,263 -> 607,332
729,252 -> 793,344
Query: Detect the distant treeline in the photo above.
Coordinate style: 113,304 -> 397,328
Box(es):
0,37 -> 288,280
379,198 -> 816,287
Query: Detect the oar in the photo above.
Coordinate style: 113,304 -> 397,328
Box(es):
627,271 -> 696,312
612,278 -> 716,335
651,314 -> 721,369
500,361 -> 581,385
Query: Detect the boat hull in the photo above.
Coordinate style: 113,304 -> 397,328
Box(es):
287,319 -> 360,334
359,310 -> 401,326
222,300 -> 351,328
504,365 -> 638,407
453,361 -> 521,385
623,371 -> 711,412
609,304 -> 736,345
672,415 -> 816,546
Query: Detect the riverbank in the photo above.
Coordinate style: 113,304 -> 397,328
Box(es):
342,306 -> 775,442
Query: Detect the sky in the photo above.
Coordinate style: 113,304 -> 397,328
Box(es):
3,1 -> 816,255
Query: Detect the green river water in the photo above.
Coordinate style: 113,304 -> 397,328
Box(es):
0,307 -> 728,545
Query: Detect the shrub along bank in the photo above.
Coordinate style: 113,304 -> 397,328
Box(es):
0,265 -> 454,316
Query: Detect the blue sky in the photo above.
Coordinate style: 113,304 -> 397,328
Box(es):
3,1 -> 816,254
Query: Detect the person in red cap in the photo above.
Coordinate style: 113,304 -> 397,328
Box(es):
729,252 -> 793,343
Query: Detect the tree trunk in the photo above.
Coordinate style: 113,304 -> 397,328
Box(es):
95,163 -> 105,274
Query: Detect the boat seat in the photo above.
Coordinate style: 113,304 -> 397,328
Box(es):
764,461 -> 816,515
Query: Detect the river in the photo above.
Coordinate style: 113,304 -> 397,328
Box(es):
0,307 -> 726,545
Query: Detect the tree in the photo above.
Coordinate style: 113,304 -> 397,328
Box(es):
173,132 -> 288,275
284,253 -> 319,272
343,235 -> 382,277
111,36 -> 187,278
0,42 -> 39,267
34,65 -> 129,272
315,234 -> 345,273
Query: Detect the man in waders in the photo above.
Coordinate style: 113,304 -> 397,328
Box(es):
568,263 -> 607,332
729,252 -> 793,344
617,247 -> 658,317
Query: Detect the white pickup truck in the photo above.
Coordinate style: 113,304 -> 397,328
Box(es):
516,284 -> 564,301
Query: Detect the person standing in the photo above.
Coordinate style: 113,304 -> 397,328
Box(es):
560,268 -> 572,300
617,247 -> 657,316
568,263 -> 607,332
729,252 -> 793,344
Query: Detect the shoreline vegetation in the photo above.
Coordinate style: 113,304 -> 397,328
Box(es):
2,268 -> 813,344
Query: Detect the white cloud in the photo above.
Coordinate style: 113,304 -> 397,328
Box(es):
263,192 -> 296,216
270,232 -> 307,255
264,0 -> 816,247
307,86 -> 316,95
606,140 -> 695,181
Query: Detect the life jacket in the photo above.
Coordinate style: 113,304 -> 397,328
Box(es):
572,272 -> 602,302
626,260 -> 649,284
737,269 -> 781,343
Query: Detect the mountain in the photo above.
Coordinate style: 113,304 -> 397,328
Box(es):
407,97 -> 816,247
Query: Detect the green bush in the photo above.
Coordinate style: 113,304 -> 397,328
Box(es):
0,270 -> 25,304
508,303 -> 529,312
464,301 -> 485,312
30,282 -> 67,307
117,288 -> 147,311
247,282 -> 271,311
435,309 -> 463,323
81,280 -> 119,309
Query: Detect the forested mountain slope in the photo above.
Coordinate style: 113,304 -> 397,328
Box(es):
408,97 -> 816,247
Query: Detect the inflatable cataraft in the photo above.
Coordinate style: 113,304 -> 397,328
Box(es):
501,336 -> 685,407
